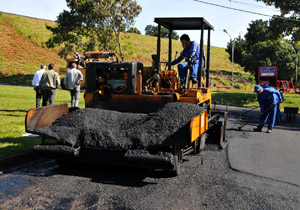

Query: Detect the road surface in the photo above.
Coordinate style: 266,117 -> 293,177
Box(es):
0,105 -> 300,210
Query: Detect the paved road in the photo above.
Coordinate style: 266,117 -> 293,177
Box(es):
226,105 -> 300,187
0,105 -> 300,210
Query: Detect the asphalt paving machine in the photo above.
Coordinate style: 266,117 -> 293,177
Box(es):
25,17 -> 228,175
59,51 -> 121,90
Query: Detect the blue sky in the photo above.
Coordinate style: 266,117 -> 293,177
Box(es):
0,0 -> 279,48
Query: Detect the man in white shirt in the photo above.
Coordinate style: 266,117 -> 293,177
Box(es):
64,63 -> 83,107
32,64 -> 46,107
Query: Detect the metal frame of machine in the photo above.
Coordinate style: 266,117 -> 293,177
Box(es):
25,17 -> 228,175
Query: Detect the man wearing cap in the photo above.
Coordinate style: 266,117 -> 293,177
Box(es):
262,83 -> 284,124
253,85 -> 280,133
169,34 -> 205,87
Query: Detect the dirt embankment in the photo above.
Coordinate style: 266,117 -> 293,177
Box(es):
0,15 -> 64,82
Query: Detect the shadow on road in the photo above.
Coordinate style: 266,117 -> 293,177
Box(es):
53,163 -> 163,187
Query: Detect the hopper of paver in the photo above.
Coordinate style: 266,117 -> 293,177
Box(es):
25,102 -> 217,175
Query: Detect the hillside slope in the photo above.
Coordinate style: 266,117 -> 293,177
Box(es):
0,12 -> 236,85
0,12 -> 65,84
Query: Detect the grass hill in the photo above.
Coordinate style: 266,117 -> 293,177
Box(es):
0,11 -> 245,86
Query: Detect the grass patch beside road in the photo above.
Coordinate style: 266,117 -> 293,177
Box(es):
0,85 -> 84,159
212,92 -> 300,111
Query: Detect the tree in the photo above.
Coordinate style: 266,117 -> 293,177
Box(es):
255,1 -> 300,82
226,19 -> 295,82
225,35 -> 246,65
256,0 -> 300,45
126,27 -> 141,34
242,40 -> 295,81
144,25 -> 180,40
256,0 -> 300,15
46,0 -> 142,59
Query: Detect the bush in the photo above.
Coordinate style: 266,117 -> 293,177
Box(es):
233,83 -> 242,89
241,73 -> 254,82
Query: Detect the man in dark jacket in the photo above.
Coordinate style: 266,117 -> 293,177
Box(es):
39,63 -> 60,106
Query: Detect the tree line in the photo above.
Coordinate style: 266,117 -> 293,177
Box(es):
226,0 -> 300,83
46,0 -> 178,60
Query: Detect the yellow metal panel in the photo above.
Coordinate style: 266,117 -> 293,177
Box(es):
178,88 -> 211,108
190,115 -> 200,142
178,97 -> 198,104
186,89 -> 201,97
190,110 -> 208,142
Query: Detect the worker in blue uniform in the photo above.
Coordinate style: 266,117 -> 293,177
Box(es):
262,83 -> 284,124
169,34 -> 205,86
253,85 -> 280,133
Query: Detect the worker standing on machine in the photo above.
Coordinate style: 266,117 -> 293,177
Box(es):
169,34 -> 204,86
262,83 -> 284,124
253,85 -> 281,133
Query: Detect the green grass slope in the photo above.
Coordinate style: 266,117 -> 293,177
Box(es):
0,12 -> 65,84
0,12 -> 238,85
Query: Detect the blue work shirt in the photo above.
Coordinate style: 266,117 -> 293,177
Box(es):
170,41 -> 201,65
257,88 -> 280,112
263,85 -> 284,101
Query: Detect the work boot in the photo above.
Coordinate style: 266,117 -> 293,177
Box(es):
253,127 -> 262,132
266,129 -> 272,133
192,78 -> 198,84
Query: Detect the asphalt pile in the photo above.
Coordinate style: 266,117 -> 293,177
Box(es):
35,102 -> 205,150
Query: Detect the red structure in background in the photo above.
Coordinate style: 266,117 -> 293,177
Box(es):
276,80 -> 296,93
